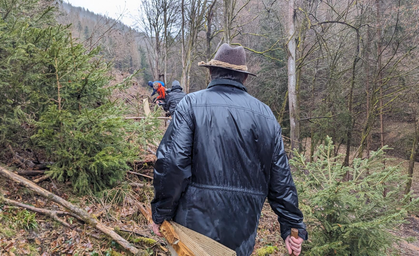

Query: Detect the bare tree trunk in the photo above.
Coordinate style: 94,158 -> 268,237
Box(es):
224,0 -> 231,44
163,0 -> 168,85
181,0 -> 208,93
288,0 -> 299,156
181,0 -> 187,91
155,34 -> 160,80
366,26 -> 372,158
357,26 -> 373,159
343,30 -> 360,167
310,59 -> 320,162
405,117 -> 419,195
377,0 -> 384,148
205,0 -> 217,86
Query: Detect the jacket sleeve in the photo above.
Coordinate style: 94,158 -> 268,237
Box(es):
268,125 -> 308,241
151,100 -> 193,224
151,89 -> 157,96
163,95 -> 171,112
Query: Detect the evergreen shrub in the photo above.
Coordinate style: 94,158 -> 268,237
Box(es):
290,137 -> 419,256
0,0 -> 163,194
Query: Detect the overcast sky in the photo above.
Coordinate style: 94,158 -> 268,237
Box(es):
65,0 -> 142,28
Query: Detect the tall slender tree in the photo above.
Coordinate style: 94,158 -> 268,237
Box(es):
288,0 -> 299,156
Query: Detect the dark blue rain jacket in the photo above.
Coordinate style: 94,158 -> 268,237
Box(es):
151,78 -> 307,256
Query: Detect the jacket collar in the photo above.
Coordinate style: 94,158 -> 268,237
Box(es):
207,79 -> 247,92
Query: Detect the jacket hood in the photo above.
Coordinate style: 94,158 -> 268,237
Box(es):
171,80 -> 183,91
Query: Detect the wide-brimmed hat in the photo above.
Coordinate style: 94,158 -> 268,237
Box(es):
198,43 -> 256,76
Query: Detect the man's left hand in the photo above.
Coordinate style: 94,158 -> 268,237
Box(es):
150,222 -> 162,237
285,235 -> 303,256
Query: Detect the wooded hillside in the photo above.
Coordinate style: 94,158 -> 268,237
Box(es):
1,0 -> 419,255
59,0 -> 419,166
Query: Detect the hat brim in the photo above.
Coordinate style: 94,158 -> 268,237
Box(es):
198,63 -> 257,77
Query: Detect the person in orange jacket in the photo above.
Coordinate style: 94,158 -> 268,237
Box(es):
152,81 -> 166,103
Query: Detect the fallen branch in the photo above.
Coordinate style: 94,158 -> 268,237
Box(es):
129,183 -> 152,188
118,228 -> 152,240
125,117 -> 171,120
1,198 -> 72,228
17,170 -> 45,176
33,163 -> 52,170
116,228 -> 168,252
128,171 -> 153,180
0,166 -> 146,255
33,175 -> 50,183
147,146 -> 156,155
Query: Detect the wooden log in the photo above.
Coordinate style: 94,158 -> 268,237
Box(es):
0,166 -> 146,256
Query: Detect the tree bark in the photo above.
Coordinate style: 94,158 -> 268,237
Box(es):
343,30 -> 360,167
224,0 -> 232,44
376,0 -> 384,148
181,0 -> 187,91
0,166 -> 145,255
357,26 -> 373,159
288,0 -> 299,156
405,118 -> 419,195
205,0 -> 217,86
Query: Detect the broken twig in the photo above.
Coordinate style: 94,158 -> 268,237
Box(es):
0,166 -> 146,255
128,171 -> 153,180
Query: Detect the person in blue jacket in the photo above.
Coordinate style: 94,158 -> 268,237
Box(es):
150,44 -> 307,256
148,80 -> 165,97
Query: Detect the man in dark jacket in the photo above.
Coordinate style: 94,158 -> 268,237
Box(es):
151,43 -> 307,256
163,80 -> 186,117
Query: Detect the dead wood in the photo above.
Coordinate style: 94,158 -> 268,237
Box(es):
129,183 -> 152,188
0,166 -> 146,256
118,228 -> 152,240
128,171 -> 153,180
33,175 -> 50,183
17,170 -> 45,176
125,117 -> 171,120
33,163 -> 52,170
147,146 -> 156,155
1,197 -> 72,228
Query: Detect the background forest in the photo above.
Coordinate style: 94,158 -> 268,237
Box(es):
60,0 -> 419,172
0,0 -> 419,255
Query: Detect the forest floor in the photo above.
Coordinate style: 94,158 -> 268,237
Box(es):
1,81 -> 419,255
1,158 -> 418,256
